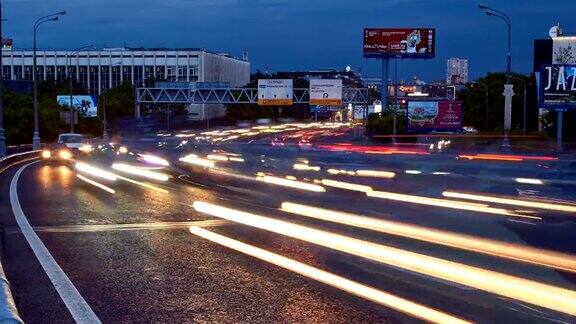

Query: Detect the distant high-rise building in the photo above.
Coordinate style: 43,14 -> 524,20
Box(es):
446,57 -> 468,85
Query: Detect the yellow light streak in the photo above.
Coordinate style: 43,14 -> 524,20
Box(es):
442,191 -> 576,213
75,162 -> 118,181
111,163 -> 170,181
192,201 -> 576,316
76,174 -> 115,194
189,226 -> 468,324
367,190 -> 538,219
293,163 -> 321,171
280,202 -> 576,273
321,179 -> 373,193
139,154 -> 170,166
356,170 -> 396,179
207,154 -> 229,162
229,157 -> 245,163
179,154 -> 215,168
516,178 -> 545,185
257,175 -> 325,192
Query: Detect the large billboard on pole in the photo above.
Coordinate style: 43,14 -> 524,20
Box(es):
258,79 -> 293,105
407,101 -> 462,132
363,28 -> 436,58
309,79 -> 342,106
57,95 -> 98,117
539,64 -> 576,109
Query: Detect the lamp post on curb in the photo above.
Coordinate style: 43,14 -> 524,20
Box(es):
479,4 -> 512,147
68,44 -> 92,133
32,11 -> 65,150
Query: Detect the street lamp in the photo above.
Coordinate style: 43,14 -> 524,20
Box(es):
0,1 -> 6,156
68,44 -> 93,133
479,4 -> 512,146
32,11 -> 65,150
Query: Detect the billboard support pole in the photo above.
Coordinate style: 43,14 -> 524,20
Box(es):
393,59 -> 398,144
557,109 -> 564,153
381,57 -> 389,127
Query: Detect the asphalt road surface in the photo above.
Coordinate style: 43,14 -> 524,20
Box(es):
1,123 -> 576,323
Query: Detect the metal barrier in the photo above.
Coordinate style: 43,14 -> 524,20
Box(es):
0,151 -> 38,324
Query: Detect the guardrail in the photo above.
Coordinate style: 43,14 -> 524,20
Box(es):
0,150 -> 38,324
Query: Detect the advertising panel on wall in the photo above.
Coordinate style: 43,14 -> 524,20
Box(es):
407,101 -> 462,132
57,95 -> 98,117
309,79 -> 342,105
363,28 -> 436,58
539,64 -> 576,109
257,79 -> 293,105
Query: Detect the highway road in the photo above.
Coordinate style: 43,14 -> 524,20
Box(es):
1,123 -> 576,323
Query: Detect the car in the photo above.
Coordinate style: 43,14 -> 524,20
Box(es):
41,133 -> 92,161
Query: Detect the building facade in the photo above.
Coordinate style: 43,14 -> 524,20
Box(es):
446,57 -> 468,85
1,48 -> 250,94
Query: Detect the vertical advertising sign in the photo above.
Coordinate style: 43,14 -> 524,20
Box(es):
539,64 -> 576,109
309,79 -> 343,106
407,101 -> 462,132
257,79 -> 293,105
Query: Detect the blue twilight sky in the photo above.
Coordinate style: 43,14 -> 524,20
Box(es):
2,0 -> 575,81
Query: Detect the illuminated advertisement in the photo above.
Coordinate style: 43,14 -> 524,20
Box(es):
57,95 -> 98,117
407,101 -> 462,131
539,64 -> 576,109
309,79 -> 342,106
363,28 -> 436,58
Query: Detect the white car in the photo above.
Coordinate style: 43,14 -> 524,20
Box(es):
57,133 -> 85,149
41,133 -> 90,160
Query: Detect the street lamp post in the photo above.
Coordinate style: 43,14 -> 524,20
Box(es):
68,45 -> 93,133
511,75 -> 527,134
32,11 -> 65,150
479,4 -> 512,147
0,1 -> 5,157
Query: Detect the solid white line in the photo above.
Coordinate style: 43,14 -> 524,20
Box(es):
9,162 -> 101,323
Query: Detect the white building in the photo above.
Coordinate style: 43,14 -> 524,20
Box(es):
446,57 -> 468,85
1,47 -> 251,120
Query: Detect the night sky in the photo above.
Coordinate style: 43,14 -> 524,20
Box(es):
3,0 -> 575,81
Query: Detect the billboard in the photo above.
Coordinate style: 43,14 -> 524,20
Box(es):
363,28 -> 435,58
539,65 -> 576,109
309,79 -> 342,106
407,101 -> 462,131
552,37 -> 576,64
257,79 -> 293,105
57,95 -> 98,117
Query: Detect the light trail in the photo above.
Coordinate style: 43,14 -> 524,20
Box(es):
112,163 -> 170,181
442,191 -> 576,213
356,170 -> 396,179
192,201 -> 576,316
280,202 -> 576,272
76,174 -> 115,194
458,154 -> 558,162
321,179 -> 373,193
117,175 -> 169,193
367,190 -> 538,219
207,154 -> 229,162
139,154 -> 170,166
75,162 -> 118,181
257,175 -> 326,192
293,163 -> 321,172
179,154 -> 215,168
189,226 -> 468,324
516,178 -> 545,185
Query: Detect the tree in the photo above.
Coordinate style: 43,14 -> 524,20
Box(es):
458,73 -> 538,133
100,82 -> 135,121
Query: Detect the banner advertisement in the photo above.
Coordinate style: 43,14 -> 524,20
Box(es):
363,28 -> 436,58
257,79 -> 293,105
407,101 -> 462,131
57,95 -> 98,117
309,79 -> 342,105
539,65 -> 576,109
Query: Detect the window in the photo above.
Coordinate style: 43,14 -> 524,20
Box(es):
56,66 -> 67,80
134,66 -> 143,86
189,66 -> 198,77
68,66 -> 77,81
78,66 -> 88,90
3,66 -> 10,80
100,66 -> 110,91
166,66 -> 176,81
155,66 -> 165,81
89,66 -> 99,93
23,66 -> 33,80
34,66 -> 44,81
178,66 -> 187,82
122,66 -> 132,83
112,66 -> 121,87
14,66 -> 23,80
45,66 -> 55,80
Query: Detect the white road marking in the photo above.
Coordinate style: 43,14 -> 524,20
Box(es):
10,162 -> 101,323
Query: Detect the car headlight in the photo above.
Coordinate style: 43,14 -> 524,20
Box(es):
59,150 -> 72,160
41,150 -> 52,159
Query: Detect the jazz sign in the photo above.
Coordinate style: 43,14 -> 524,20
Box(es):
539,64 -> 576,109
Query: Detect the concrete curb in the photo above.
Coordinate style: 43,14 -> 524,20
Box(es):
0,151 -> 39,324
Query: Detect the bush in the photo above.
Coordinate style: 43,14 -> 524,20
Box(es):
366,113 -> 406,135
